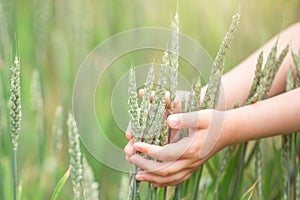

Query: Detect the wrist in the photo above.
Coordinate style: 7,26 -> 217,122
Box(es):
220,108 -> 240,147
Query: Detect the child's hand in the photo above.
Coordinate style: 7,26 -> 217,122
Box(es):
125,109 -> 227,187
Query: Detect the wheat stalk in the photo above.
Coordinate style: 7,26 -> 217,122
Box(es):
128,67 -> 140,141
146,53 -> 168,144
9,55 -> 22,200
202,11 -> 240,109
140,64 -> 154,142
30,70 -> 43,113
82,156 -> 100,200
247,51 -> 263,104
169,10 -> 179,113
30,69 -> 45,163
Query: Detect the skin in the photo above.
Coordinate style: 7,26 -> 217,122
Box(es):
124,22 -> 300,187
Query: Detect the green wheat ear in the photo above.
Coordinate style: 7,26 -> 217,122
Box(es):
10,55 -> 22,150
146,52 -> 168,144
139,64 -> 154,139
247,51 -> 263,103
128,67 -> 140,141
53,106 -> 64,153
67,113 -> 83,200
30,69 -> 43,113
169,10 -> 179,113
82,156 -> 100,200
188,78 -> 201,112
202,10 -> 240,109
286,67 -> 294,91
255,43 -> 289,101
291,51 -> 300,86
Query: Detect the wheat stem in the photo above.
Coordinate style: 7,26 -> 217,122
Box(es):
13,148 -> 17,200
255,141 -> 263,200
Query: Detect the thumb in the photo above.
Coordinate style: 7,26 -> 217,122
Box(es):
167,110 -> 212,129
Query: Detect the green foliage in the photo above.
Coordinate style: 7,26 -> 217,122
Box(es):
240,180 -> 257,200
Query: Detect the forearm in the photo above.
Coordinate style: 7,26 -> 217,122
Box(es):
224,88 -> 300,146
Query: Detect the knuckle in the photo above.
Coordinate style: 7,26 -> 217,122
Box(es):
160,169 -> 170,177
186,145 -> 197,156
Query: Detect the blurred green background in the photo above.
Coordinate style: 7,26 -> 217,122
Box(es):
0,0 -> 299,199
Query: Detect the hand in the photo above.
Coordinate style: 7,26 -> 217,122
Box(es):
125,109 -> 227,187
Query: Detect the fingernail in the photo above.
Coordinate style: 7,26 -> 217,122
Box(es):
168,115 -> 179,128
133,142 -> 144,151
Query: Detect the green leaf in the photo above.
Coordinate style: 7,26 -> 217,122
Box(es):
50,167 -> 71,200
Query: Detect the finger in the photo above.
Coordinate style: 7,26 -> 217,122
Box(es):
126,155 -> 133,163
139,89 -> 155,103
124,139 -> 135,157
139,89 -> 181,113
125,122 -> 133,139
133,137 -> 196,161
167,110 -> 212,129
130,154 -> 193,176
161,91 -> 181,114
136,169 -> 193,187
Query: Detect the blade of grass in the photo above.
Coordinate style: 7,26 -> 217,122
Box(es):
240,180 -> 258,200
50,167 -> 71,200
232,142 -> 247,200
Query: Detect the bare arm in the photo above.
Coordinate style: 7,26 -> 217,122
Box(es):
224,88 -> 300,145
